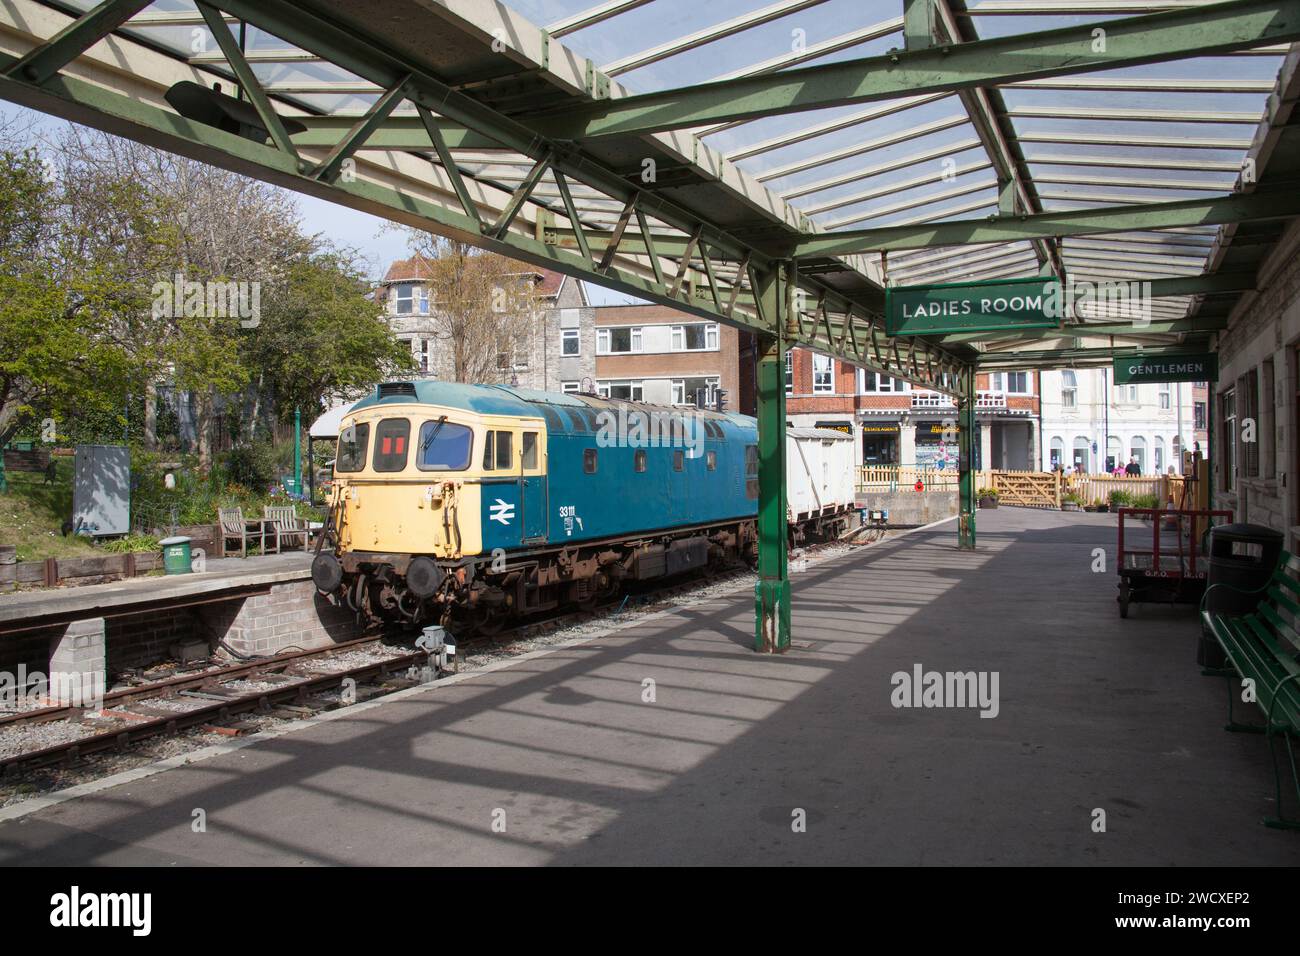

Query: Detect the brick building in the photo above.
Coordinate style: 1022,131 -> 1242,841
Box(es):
784,347 -> 1042,470
591,304 -> 742,410
376,257 -> 595,391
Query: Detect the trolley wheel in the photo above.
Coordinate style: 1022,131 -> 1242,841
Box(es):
1118,581 -> 1131,618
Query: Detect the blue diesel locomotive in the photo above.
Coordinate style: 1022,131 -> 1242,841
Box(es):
311,381 -> 854,631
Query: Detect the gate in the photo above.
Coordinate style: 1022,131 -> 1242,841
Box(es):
990,470 -> 1060,509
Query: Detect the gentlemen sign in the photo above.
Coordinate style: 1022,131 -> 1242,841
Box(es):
886,277 -> 1061,336
1112,353 -> 1218,384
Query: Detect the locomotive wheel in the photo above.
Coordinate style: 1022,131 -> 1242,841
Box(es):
457,605 -> 506,637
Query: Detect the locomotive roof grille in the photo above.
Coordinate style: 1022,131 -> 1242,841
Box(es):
377,382 -> 417,400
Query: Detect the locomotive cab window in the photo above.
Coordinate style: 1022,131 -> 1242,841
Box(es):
417,420 -> 472,471
336,422 -> 370,473
372,419 -> 410,472
584,448 -> 598,474
634,449 -> 647,473
522,432 -> 538,470
482,430 -> 514,471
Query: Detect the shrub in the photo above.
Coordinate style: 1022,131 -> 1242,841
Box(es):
1109,489 -> 1134,508
1131,493 -> 1160,510
100,533 -> 161,553
221,441 -> 279,492
977,487 -> 998,499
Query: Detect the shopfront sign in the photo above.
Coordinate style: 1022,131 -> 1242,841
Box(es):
1112,352 -> 1217,384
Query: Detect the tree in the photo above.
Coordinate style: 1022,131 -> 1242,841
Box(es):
0,144 -> 140,448
401,234 -> 540,384
241,245 -> 414,424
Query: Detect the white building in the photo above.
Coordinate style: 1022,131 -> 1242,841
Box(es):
1040,368 -> 1199,475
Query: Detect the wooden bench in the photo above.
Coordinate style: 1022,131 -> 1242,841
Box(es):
263,505 -> 308,553
218,506 -> 265,558
1200,550 -> 1300,830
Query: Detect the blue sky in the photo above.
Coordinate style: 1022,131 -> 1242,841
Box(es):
2,103 -> 641,305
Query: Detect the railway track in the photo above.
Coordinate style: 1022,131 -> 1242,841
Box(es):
0,528 -> 887,776
0,636 -> 431,774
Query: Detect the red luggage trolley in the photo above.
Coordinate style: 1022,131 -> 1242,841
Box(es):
1117,506 -> 1233,617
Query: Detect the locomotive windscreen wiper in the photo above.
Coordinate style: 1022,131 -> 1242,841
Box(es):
420,416 -> 448,457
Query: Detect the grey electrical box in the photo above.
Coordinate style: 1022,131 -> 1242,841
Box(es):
73,445 -> 130,537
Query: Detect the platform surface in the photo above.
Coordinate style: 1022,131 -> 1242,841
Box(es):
2,509 -> 1297,865
0,552 -> 313,626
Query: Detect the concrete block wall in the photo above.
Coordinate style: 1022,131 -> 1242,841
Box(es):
200,580 -> 360,658
47,618 -> 106,706
856,490 -> 959,527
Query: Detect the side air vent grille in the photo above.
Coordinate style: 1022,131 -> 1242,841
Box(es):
378,382 -> 417,399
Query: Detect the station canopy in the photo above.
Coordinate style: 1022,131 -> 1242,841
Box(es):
3,0 -> 1299,387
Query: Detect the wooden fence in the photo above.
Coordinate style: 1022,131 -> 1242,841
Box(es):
857,465 -> 1202,510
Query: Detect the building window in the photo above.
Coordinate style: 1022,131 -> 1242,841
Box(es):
1061,370 -> 1077,410
1242,369 -> 1260,478
744,444 -> 758,499
1194,402 -> 1206,430
1158,384 -> 1171,410
992,371 -> 1029,394
418,286 -> 428,314
1129,436 -> 1146,473
393,284 -> 414,314
784,351 -> 793,395
597,327 -> 641,354
670,323 -> 719,351
863,372 -> 905,393
1114,384 -> 1139,404
561,381 -> 580,393
813,355 -> 834,394
419,340 -> 430,375
561,328 -> 580,356
597,380 -> 644,401
672,377 -> 720,406
1221,387 -> 1236,491
1154,437 -> 1165,474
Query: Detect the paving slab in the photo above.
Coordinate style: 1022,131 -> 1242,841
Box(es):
0,509 -> 1296,866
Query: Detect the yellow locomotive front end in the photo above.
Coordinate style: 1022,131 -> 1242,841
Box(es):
311,384 -> 548,627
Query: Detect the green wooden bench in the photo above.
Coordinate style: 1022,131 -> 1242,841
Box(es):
1200,549 -> 1300,830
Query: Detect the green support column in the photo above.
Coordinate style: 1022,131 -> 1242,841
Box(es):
958,367 -> 977,550
753,268 -> 790,654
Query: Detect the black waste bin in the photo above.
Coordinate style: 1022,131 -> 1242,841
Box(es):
1200,522 -> 1285,666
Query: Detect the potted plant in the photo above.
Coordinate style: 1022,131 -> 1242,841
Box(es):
1061,492 -> 1083,512
977,487 -> 999,509
1108,489 -> 1133,513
